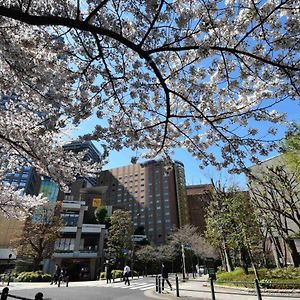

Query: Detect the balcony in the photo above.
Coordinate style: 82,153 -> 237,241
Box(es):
53,248 -> 98,259
61,200 -> 86,210
82,224 -> 105,233
60,226 -> 77,233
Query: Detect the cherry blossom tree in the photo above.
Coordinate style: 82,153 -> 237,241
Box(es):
0,1 -> 299,214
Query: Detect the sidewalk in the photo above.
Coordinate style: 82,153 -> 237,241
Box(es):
146,276 -> 300,300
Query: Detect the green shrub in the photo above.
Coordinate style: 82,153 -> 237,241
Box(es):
112,270 -> 123,279
17,271 -> 51,282
99,269 -> 139,280
216,267 -> 300,289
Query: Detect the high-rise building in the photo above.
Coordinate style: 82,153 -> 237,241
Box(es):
97,160 -> 188,245
63,141 -> 102,187
3,166 -> 41,196
39,176 -> 59,206
186,184 -> 213,234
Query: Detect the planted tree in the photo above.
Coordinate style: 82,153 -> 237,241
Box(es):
106,209 -> 133,265
205,183 -> 262,277
249,161 -> 300,267
95,206 -> 110,226
12,205 -> 62,271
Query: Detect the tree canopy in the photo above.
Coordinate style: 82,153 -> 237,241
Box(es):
105,209 -> 133,263
12,205 -> 62,271
0,0 -> 299,215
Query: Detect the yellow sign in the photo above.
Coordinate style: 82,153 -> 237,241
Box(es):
92,198 -> 101,208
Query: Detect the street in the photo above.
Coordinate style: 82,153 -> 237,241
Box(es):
4,277 -> 157,300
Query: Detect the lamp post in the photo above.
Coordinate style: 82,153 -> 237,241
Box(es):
181,244 -> 186,280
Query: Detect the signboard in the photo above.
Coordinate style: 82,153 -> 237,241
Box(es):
92,198 -> 102,208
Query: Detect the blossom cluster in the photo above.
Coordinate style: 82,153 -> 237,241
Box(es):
0,0 -> 299,215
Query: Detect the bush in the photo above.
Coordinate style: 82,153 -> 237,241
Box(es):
216,267 -> 300,289
17,271 -> 51,282
99,269 -> 139,280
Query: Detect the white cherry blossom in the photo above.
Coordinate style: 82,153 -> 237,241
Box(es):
0,0 -> 298,215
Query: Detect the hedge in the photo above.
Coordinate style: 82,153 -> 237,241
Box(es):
17,271 -> 52,282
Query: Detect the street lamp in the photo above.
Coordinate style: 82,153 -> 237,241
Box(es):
181,244 -> 187,280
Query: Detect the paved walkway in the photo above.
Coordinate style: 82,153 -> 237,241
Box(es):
146,276 -> 300,300
2,276 -> 300,300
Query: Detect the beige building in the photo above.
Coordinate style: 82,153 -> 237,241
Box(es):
0,215 -> 23,271
97,160 -> 188,245
249,155 -> 300,267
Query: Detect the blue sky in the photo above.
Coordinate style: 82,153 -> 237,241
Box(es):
70,97 -> 299,190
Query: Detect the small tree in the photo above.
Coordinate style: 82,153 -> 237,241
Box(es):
135,245 -> 157,275
205,183 -> 262,276
106,209 -> 133,266
95,206 -> 110,225
12,205 -> 62,271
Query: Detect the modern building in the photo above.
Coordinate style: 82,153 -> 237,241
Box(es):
3,166 -> 41,196
186,184 -> 213,234
249,155 -> 300,267
39,176 -> 59,207
51,186 -> 107,280
63,141 -> 102,187
97,160 -> 188,245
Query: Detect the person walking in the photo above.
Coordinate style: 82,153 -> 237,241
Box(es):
123,264 -> 131,285
50,264 -> 61,285
106,264 -> 112,284
161,263 -> 172,291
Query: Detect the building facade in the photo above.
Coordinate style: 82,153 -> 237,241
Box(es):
97,160 -> 188,245
63,141 -> 102,187
186,184 -> 213,234
51,186 -> 107,280
249,155 -> 300,267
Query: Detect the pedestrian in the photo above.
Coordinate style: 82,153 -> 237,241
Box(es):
196,264 -> 200,277
50,264 -> 61,285
161,263 -> 172,291
106,264 -> 112,284
123,264 -> 131,285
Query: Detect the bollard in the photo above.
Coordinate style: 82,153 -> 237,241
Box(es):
158,275 -> 161,293
210,277 -> 216,300
35,292 -> 43,300
155,275 -> 158,292
7,272 -> 11,286
1,287 -> 9,300
175,274 -> 179,297
254,279 -> 262,300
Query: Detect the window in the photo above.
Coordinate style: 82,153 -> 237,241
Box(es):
61,213 -> 79,226
55,238 -> 75,251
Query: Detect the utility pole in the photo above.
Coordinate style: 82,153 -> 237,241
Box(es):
181,244 -> 186,280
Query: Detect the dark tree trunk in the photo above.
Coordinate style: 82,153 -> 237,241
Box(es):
239,245 -> 249,275
285,238 -> 300,267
